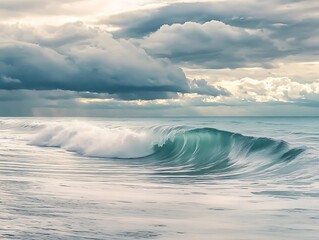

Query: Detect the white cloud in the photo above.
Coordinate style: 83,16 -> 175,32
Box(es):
140,20 -> 279,69
215,77 -> 319,103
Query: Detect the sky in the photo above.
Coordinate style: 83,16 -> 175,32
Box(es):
0,0 -> 319,116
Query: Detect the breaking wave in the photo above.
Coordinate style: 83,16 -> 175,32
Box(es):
147,128 -> 305,176
29,122 -> 306,176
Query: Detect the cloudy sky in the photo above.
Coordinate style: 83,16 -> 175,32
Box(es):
0,0 -> 318,116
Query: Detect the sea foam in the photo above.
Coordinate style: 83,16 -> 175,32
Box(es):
31,123 -> 158,158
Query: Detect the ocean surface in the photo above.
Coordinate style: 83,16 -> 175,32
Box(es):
0,117 -> 318,240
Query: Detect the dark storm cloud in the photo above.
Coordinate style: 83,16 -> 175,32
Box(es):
104,1 -> 318,69
0,23 -> 191,100
106,1 -> 319,38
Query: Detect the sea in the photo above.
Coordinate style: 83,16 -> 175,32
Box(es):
0,117 -> 318,240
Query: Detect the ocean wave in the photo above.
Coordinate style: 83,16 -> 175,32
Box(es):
147,128 -> 305,176
30,123 -> 306,176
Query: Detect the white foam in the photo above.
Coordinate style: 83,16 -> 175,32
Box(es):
31,122 -> 157,158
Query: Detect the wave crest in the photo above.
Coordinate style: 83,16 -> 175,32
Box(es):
31,123 -> 159,158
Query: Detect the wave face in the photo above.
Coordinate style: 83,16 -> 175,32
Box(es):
148,128 -> 305,176
30,123 -> 306,177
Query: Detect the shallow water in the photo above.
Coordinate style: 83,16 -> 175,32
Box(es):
0,117 -> 318,239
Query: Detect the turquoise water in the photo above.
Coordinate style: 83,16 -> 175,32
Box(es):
0,117 -> 318,239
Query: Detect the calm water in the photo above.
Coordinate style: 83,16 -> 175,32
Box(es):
0,117 -> 318,239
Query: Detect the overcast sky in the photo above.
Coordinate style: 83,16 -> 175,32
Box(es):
0,0 -> 319,116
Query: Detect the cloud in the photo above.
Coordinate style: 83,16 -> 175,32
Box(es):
106,1 -> 318,69
0,22 -> 190,100
0,75 -> 21,84
1,1 -> 319,116
140,20 -> 283,69
106,1 -> 261,38
215,77 -> 319,104
0,89 -> 197,117
190,79 -> 229,96
106,1 -> 318,38
1,75 -> 319,117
